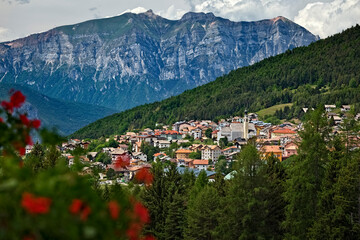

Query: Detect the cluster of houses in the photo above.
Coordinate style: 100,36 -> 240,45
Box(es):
25,105 -> 359,184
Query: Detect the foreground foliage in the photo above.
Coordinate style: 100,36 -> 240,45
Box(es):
0,91 -> 154,240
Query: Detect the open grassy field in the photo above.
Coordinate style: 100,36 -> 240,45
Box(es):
256,103 -> 293,118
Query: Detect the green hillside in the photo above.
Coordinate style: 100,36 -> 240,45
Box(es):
0,84 -> 116,135
71,25 -> 360,139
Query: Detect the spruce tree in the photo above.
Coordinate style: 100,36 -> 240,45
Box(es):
264,154 -> 286,239
283,107 -> 330,239
216,144 -> 268,239
164,192 -> 186,240
185,186 -> 220,240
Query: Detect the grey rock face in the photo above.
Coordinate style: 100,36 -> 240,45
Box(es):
0,11 -> 319,111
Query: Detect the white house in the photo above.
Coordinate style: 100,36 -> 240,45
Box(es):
155,140 -> 171,149
193,160 -> 209,170
325,105 -> 336,112
201,145 -> 221,162
341,105 -> 351,112
132,152 -> 147,162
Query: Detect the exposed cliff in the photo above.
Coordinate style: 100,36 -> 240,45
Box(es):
0,10 -> 319,111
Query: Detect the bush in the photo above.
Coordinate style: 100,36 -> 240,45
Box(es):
0,91 -> 154,239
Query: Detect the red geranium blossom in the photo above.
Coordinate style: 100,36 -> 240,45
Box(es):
134,202 -> 149,224
0,117 -> 3,123
31,119 -> 41,129
21,192 -> 52,215
20,114 -> 31,127
1,101 -> 14,113
126,223 -> 142,240
10,91 -> 26,108
69,199 -> 83,214
69,199 -> 91,221
25,135 -> 33,146
108,201 -> 120,220
114,154 -> 130,169
80,206 -> 91,221
135,168 -> 153,186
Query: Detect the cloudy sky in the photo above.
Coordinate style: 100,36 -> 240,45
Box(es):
0,0 -> 359,42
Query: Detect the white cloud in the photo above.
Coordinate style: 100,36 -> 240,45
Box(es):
156,5 -> 188,19
0,0 -> 359,42
120,7 -> 148,15
294,0 -> 360,38
177,0 -> 360,37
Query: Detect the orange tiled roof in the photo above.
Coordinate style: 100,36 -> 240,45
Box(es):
154,153 -> 166,157
272,129 -> 296,134
193,160 -> 209,165
175,149 -> 193,154
263,145 -> 282,153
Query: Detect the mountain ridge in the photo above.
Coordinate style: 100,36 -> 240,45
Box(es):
70,25 -> 360,139
0,10 -> 319,112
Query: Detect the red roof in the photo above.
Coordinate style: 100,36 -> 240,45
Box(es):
272,129 -> 296,134
193,160 -> 209,165
154,153 -> 166,157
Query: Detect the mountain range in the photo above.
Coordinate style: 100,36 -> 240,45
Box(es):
0,10 -> 319,134
70,25 -> 360,139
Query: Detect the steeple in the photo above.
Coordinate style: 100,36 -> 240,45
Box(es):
243,109 -> 249,140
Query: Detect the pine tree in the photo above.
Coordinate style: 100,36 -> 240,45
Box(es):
283,107 -> 330,239
185,186 -> 220,240
264,154 -> 286,239
216,144 -> 268,239
164,192 -> 186,240
309,118 -> 360,239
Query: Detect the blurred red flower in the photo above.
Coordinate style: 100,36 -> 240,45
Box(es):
134,202 -> 149,224
135,168 -> 153,186
10,91 -> 26,108
21,192 -> 52,215
25,135 -> 33,146
31,119 -> 41,129
114,154 -> 130,169
20,114 -> 31,127
80,206 -> 91,221
69,199 -> 83,214
69,199 -> 91,221
1,101 -> 14,113
108,201 -> 120,220
0,117 -> 3,123
126,223 -> 142,240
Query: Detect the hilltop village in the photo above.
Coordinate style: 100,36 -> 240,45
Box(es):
27,105 -> 360,185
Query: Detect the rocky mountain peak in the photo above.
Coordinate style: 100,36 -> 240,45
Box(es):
180,12 -> 216,21
0,11 -> 319,112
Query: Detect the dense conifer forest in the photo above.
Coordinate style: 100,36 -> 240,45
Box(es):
140,110 -> 360,239
71,25 -> 360,139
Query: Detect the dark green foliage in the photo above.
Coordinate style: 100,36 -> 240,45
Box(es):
283,107 -> 331,239
141,162 -> 186,240
164,192 -> 186,240
95,152 -> 111,165
264,154 -> 286,239
71,25 -> 360,139
106,168 -> 116,180
141,142 -> 160,162
205,128 -> 213,138
216,145 -> 269,239
309,118 -> 360,239
185,186 -> 220,240
189,151 -> 201,159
